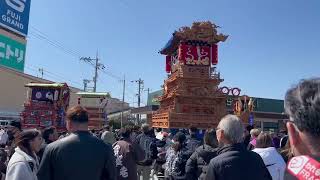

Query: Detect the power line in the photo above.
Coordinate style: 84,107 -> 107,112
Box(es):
27,26 -> 140,98
27,64 -> 83,86
25,65 -> 83,88
29,29 -> 123,84
30,26 -> 82,56
29,32 -> 81,58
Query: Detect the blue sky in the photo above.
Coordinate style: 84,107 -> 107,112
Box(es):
25,0 -> 320,106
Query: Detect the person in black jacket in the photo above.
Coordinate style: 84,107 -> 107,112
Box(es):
186,129 -> 218,180
186,126 -> 202,153
205,115 -> 272,180
135,124 -> 158,180
37,106 -> 116,180
165,132 -> 192,180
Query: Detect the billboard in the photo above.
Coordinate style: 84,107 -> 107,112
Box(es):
0,33 -> 26,71
0,0 -> 31,36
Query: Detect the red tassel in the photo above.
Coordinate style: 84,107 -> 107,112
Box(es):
166,56 -> 171,73
211,44 -> 218,65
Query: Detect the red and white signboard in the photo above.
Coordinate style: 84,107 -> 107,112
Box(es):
288,156 -> 320,179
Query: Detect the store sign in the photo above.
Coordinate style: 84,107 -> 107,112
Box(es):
0,33 -> 25,71
0,0 -> 31,36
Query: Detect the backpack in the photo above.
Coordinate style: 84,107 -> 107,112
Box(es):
138,135 -> 157,165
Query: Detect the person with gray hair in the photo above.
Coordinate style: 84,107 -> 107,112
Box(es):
205,115 -> 272,180
284,78 -> 320,179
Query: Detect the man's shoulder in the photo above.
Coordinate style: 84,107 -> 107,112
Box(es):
211,147 -> 258,163
47,133 -> 112,151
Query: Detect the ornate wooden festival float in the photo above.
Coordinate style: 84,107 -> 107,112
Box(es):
152,21 -> 229,129
76,92 -> 109,130
21,83 -> 70,132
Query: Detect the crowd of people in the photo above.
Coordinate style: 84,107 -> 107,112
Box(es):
0,77 -> 319,180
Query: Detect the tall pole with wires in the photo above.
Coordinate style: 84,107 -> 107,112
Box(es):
83,79 -> 91,92
93,51 -> 99,92
132,78 -> 144,124
120,75 -> 126,128
38,68 -> 44,78
80,52 -> 105,92
144,88 -> 152,106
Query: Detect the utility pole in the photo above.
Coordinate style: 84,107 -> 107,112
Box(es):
38,68 -> 44,78
83,79 -> 91,92
132,78 -> 144,124
93,51 -> 99,92
120,75 -> 126,128
80,51 -> 105,92
144,88 -> 151,105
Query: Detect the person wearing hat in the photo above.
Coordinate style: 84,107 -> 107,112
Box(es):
6,121 -> 22,159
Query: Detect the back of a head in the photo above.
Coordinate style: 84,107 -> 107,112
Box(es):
189,125 -> 198,135
43,126 -> 56,142
119,127 -> 131,139
173,132 -> 187,152
218,115 -> 244,144
256,132 -> 273,148
285,78 -> 320,138
103,125 -> 110,131
66,106 -> 89,123
8,120 -> 22,131
141,123 -> 150,134
16,129 -> 41,157
250,129 -> 261,138
204,129 -> 218,148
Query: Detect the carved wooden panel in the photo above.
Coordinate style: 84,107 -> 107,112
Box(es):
179,64 -> 210,78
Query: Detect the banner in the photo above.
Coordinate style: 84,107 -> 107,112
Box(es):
31,88 -> 59,102
0,0 -> 31,36
178,43 -> 211,66
0,33 -> 26,71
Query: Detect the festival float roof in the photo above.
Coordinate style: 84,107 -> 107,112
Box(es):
25,83 -> 68,88
159,21 -> 228,55
76,92 -> 111,98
